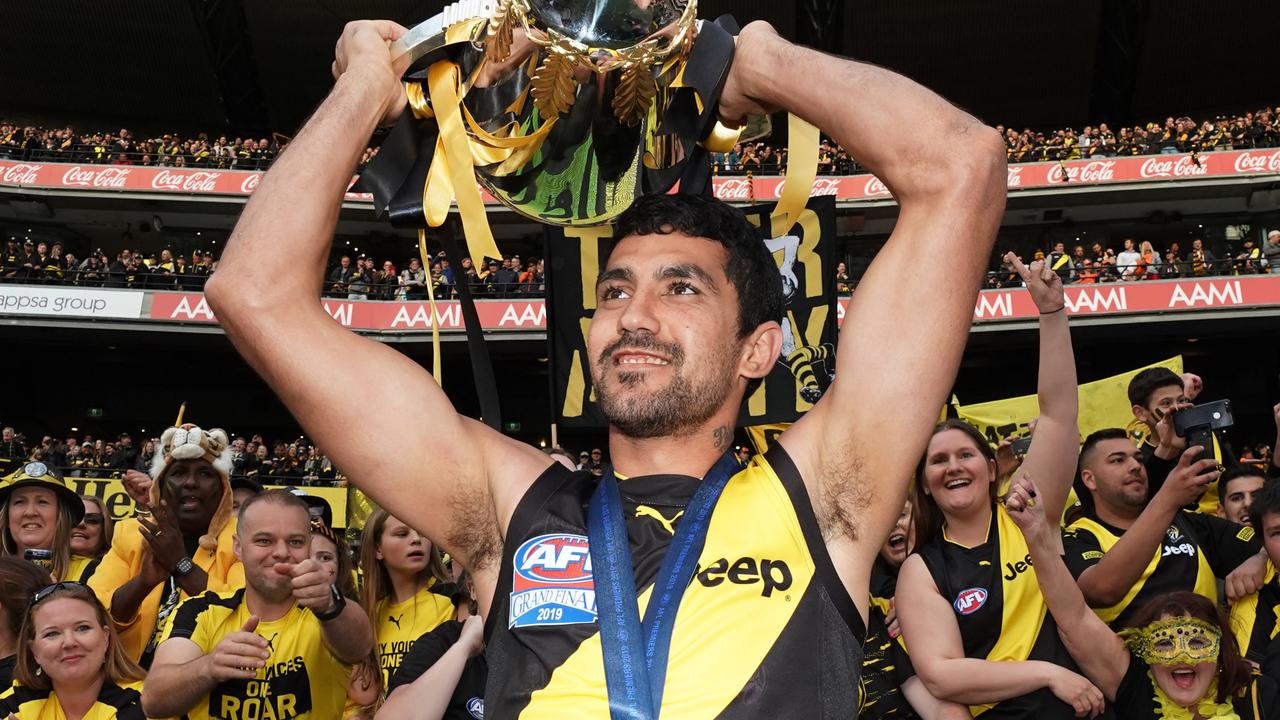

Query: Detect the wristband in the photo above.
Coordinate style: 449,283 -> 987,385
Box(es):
314,585 -> 346,622
1040,305 -> 1066,315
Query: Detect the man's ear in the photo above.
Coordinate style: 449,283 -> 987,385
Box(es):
1131,404 -> 1151,424
739,322 -> 783,381
1080,469 -> 1098,493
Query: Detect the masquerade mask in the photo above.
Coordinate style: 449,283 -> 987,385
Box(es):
1120,616 -> 1221,667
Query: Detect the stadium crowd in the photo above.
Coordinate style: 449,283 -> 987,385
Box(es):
4,105 -> 1277,179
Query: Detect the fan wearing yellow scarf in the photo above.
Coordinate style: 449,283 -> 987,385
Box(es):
1006,473 -> 1280,720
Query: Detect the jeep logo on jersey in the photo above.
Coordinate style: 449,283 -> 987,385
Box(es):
695,557 -> 793,597
954,587 -> 988,615
509,533 -> 597,629
514,534 -> 593,583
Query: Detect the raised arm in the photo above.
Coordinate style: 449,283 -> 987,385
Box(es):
203,21 -> 550,578
1004,475 -> 1129,700
754,20 -> 1007,586
896,555 -> 1103,716
1076,447 -> 1216,605
1001,253 -> 1078,531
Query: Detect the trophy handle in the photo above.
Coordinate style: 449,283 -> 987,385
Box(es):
390,0 -> 496,65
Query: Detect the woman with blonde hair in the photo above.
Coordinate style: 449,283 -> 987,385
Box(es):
67,494 -> 113,584
0,582 -> 145,718
1139,241 -> 1162,279
359,508 -> 454,694
0,462 -> 85,582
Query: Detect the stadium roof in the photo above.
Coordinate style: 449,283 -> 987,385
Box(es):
2,0 -> 1278,137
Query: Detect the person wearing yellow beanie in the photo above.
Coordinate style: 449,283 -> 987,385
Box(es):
88,423 -> 244,666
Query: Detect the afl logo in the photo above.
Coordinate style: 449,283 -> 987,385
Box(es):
466,697 -> 484,718
953,587 -> 988,615
514,533 -> 593,583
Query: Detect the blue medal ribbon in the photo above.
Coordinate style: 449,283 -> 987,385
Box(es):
587,452 -> 741,720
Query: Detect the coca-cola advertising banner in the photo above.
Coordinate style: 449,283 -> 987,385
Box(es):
3,277 -> 1277,330
3,147 -> 1279,204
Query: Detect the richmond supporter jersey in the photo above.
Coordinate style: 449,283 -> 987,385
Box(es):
163,588 -> 352,720
375,581 -> 454,688
484,446 -> 866,719
917,504 -> 1081,719
860,573 -> 917,720
0,679 -> 144,719
1232,563 -> 1280,678
1063,511 -> 1259,628
1112,655 -> 1279,719
67,554 -> 103,584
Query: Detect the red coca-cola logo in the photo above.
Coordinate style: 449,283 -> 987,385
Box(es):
239,173 -> 261,194
61,166 -> 131,189
713,178 -> 752,201
151,169 -> 221,192
862,176 -> 890,197
1233,150 -> 1280,174
0,164 -> 40,185
810,178 -> 842,196
1139,155 -> 1210,179
1048,160 -> 1116,184
1006,166 -> 1023,187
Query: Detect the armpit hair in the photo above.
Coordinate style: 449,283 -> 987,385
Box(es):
446,484 -> 502,573
817,453 -> 870,544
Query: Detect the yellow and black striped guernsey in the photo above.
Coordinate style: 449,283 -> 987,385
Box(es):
860,573 -> 917,719
484,447 -> 866,718
1231,562 -> 1280,677
162,588 -> 352,720
1063,510 -> 1259,628
0,679 -> 144,719
917,504 -> 1082,719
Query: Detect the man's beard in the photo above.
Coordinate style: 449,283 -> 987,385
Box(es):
592,332 -> 738,439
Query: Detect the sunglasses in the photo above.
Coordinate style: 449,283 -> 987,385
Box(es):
30,581 -> 89,609
81,512 -> 103,526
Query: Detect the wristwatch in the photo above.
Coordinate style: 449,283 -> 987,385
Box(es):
315,584 -> 345,622
174,556 -> 195,576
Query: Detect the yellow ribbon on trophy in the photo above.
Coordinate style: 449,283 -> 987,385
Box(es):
771,115 -> 819,238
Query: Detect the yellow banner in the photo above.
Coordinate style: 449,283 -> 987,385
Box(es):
61,478 -> 351,529
954,356 -> 1184,447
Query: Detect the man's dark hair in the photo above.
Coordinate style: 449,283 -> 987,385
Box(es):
1248,479 -> 1280,530
1220,464 -> 1268,506
1127,367 -> 1183,408
612,194 -> 783,339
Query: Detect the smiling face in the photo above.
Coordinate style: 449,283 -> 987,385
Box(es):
1219,474 -> 1265,526
377,516 -> 429,575
160,460 -> 223,534
29,597 -> 109,688
8,487 -> 58,551
1146,614 -> 1219,708
1082,438 -> 1148,517
70,497 -> 104,556
921,429 -> 996,519
234,499 -> 310,603
588,232 -> 758,439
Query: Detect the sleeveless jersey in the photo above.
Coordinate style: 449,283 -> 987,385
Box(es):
375,582 -> 454,688
484,446 -> 866,718
1231,562 -> 1280,678
0,679 -> 144,719
917,505 -> 1080,719
1064,510 -> 1259,628
163,588 -> 352,720
860,573 -> 917,719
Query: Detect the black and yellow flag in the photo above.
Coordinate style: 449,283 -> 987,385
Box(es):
545,196 -> 838,428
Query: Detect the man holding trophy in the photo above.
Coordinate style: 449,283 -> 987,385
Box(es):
205,1 -> 1006,716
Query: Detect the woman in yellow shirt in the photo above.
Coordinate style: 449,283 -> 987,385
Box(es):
0,462 -> 85,582
0,582 -> 145,719
66,495 -> 113,585
358,509 -> 453,693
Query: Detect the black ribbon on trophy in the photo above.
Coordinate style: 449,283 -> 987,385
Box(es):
356,0 -> 825,429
